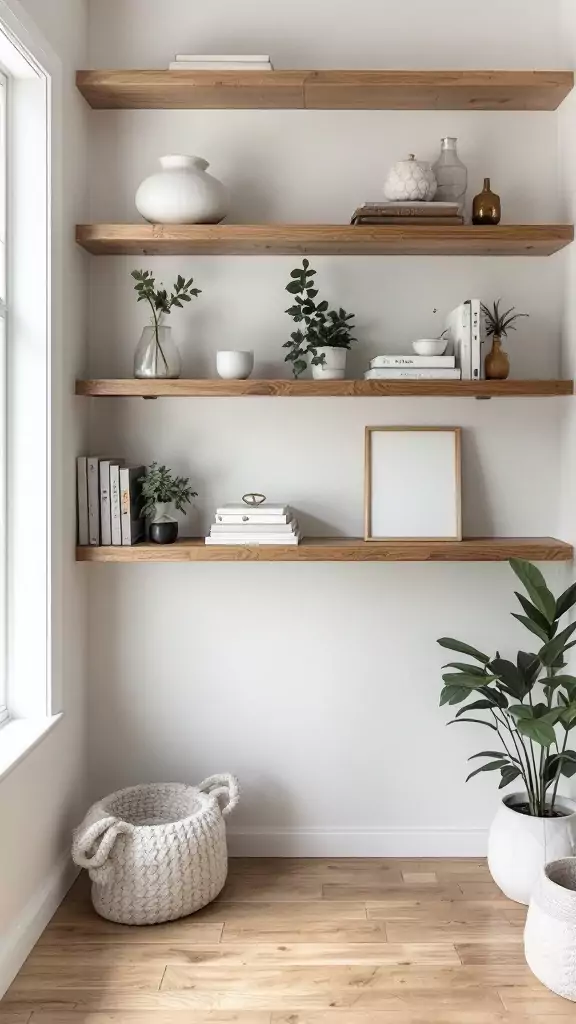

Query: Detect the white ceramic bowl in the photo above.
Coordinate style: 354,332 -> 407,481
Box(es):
216,350 -> 254,380
412,338 -> 448,357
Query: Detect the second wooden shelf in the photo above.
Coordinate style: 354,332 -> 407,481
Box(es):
75,379 -> 574,398
75,224 -> 574,257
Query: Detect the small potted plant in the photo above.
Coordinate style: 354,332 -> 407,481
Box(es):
438,558 -> 576,905
481,299 -> 528,380
284,259 -> 356,379
139,462 -> 198,544
132,269 -> 201,379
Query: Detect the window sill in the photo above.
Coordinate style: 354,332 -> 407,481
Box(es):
0,714 -> 62,782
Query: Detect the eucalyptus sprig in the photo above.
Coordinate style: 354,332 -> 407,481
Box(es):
283,259 -> 356,378
131,269 -> 201,374
139,462 -> 198,520
438,559 -> 576,817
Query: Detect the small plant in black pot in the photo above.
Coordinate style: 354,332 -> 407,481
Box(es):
139,462 -> 197,544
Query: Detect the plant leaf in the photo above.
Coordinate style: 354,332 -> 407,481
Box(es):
466,760 -> 509,782
442,663 -> 488,676
447,718 -> 498,730
437,638 -> 490,664
498,765 -> 522,789
556,582 -> 576,619
517,718 -> 556,747
539,621 -> 576,667
509,559 -> 556,622
440,684 -> 472,706
514,592 -> 553,635
511,613 -> 550,644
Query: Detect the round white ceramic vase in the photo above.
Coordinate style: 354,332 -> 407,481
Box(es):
135,155 -> 228,224
488,793 -> 576,905
216,350 -> 254,380
525,858 -> 576,1002
311,347 -> 347,381
383,154 -> 437,202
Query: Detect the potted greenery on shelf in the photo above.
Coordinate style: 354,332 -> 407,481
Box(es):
481,299 -> 528,381
438,558 -> 576,904
132,269 -> 201,380
284,259 -> 356,379
139,462 -> 198,544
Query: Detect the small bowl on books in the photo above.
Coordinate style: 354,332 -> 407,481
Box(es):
412,338 -> 448,357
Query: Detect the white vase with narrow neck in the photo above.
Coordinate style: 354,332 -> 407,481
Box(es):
135,155 -> 228,224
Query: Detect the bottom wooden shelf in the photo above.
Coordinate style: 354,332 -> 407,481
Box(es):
76,537 -> 573,563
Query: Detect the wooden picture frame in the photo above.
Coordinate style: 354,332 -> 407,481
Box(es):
364,426 -> 462,541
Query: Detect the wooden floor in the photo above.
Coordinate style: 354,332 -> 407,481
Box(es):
2,857 -> 575,1023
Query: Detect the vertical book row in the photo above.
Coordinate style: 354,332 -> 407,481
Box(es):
77,456 -> 145,546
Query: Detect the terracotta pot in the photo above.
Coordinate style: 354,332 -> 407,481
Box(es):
485,335 -> 510,379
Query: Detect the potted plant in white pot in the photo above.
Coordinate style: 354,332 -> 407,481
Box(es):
283,259 -> 356,379
438,558 -> 576,905
139,462 -> 198,544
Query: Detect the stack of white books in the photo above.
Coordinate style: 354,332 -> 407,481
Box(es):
168,54 -> 273,70
364,355 -> 461,381
206,503 -> 301,545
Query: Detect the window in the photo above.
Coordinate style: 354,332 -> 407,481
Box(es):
0,70 -> 6,728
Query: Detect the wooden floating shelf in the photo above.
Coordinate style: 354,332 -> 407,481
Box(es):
75,223 -> 574,257
75,379 -> 574,399
76,69 -> 574,111
77,537 -> 573,563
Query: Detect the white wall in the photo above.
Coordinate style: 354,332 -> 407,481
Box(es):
86,0 -> 573,854
0,0 -> 88,993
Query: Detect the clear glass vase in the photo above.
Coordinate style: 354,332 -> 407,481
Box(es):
134,324 -> 181,379
432,137 -> 468,214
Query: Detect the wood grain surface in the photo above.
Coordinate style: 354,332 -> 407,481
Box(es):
1,857 -> 567,1021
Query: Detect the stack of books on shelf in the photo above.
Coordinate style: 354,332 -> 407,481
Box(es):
168,54 -> 273,70
77,457 -> 145,547
206,503 -> 301,545
364,354 -> 461,381
351,201 -> 463,226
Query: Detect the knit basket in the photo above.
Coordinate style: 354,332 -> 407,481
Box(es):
525,857 -> 576,1001
72,775 -> 239,925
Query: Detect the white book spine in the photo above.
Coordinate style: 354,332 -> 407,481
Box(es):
170,62 -> 271,70
110,465 -> 122,545
87,457 -> 101,545
460,303 -> 472,380
77,457 -> 89,546
469,299 -> 481,381
369,355 -> 456,369
120,467 -> 132,546
216,505 -> 289,516
215,513 -> 292,525
175,54 -> 270,62
206,535 -> 300,545
364,368 -> 461,380
99,461 -> 115,547
211,523 -> 296,534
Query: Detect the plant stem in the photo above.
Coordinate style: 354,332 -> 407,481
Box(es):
550,729 -> 569,813
146,296 -> 169,374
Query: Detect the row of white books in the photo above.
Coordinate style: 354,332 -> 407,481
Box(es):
168,53 -> 273,70
77,457 -> 145,546
364,300 -> 481,381
205,503 -> 301,545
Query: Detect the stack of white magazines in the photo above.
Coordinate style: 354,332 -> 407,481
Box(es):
364,299 -> 481,382
206,503 -> 301,545
169,54 -> 273,70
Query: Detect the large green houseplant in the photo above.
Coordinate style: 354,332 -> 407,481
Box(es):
438,559 -> 576,903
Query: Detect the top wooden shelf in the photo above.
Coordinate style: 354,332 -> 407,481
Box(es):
76,70 -> 574,111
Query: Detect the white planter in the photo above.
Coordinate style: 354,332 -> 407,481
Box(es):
488,793 -> 576,905
135,155 -> 228,224
525,858 -> 576,1001
311,347 -> 347,381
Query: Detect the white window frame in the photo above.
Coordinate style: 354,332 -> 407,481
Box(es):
0,0 -> 61,770
0,70 -> 6,729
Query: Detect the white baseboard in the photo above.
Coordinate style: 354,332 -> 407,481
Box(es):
227,827 -> 488,857
0,852 -> 78,998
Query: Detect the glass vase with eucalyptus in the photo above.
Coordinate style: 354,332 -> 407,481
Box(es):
131,269 -> 201,380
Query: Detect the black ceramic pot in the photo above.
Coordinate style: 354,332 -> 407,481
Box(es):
150,521 -> 178,545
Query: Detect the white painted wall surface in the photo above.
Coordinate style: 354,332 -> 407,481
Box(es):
0,0 -> 88,993
86,0 -> 572,854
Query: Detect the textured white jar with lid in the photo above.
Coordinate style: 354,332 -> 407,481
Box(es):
136,155 -> 228,224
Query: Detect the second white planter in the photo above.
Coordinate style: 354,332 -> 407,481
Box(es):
488,793 -> 576,905
311,347 -> 347,380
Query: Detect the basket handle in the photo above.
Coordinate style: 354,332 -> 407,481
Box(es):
198,774 -> 240,817
72,815 -> 131,884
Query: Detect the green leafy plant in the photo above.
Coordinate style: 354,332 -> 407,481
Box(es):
139,462 -> 198,519
438,559 -> 576,817
481,299 -> 529,339
283,259 -> 356,378
131,269 -> 201,373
